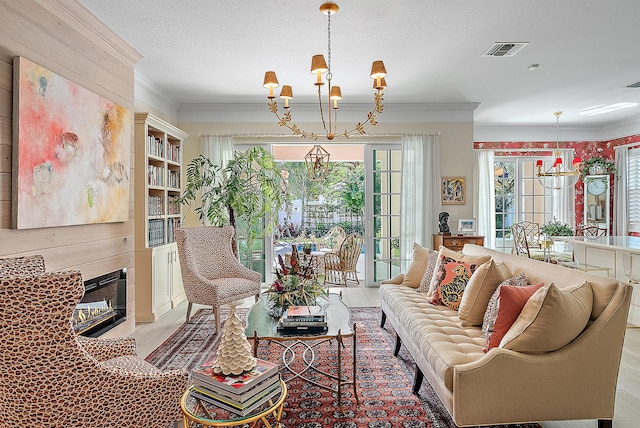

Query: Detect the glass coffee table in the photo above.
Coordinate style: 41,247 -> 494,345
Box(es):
244,293 -> 358,407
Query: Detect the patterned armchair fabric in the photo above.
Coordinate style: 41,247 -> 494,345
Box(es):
0,270 -> 188,428
323,232 -> 364,287
0,254 -> 45,275
175,226 -> 261,331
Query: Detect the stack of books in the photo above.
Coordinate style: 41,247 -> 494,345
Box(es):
277,305 -> 327,333
190,358 -> 280,416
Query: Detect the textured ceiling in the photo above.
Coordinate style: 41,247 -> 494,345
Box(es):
79,0 -> 640,128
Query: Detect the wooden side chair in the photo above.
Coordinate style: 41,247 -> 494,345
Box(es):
323,232 -> 363,287
511,221 -> 546,260
575,224 -> 607,237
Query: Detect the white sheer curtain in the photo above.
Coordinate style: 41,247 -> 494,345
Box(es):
473,150 -> 495,249
613,146 -> 628,235
200,135 -> 234,225
400,134 -> 440,270
552,149 -> 576,227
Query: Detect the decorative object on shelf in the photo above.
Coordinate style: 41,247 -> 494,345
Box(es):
458,218 -> 477,235
305,145 -> 331,181
536,111 -> 582,190
263,2 -> 387,141
179,147 -> 286,258
211,304 -> 257,376
580,155 -> 617,178
541,219 -> 574,237
441,177 -> 466,205
265,252 -> 326,318
302,242 -> 313,255
438,211 -> 451,234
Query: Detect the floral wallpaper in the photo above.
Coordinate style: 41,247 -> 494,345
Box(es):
475,135 -> 640,235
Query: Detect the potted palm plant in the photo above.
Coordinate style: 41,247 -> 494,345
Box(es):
178,146 -> 287,259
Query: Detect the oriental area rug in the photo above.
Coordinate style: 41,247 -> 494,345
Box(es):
145,307 -> 541,428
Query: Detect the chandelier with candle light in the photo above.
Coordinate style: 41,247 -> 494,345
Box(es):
263,2 -> 387,141
536,111 -> 582,190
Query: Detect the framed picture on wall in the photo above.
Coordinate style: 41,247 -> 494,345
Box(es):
441,176 -> 466,205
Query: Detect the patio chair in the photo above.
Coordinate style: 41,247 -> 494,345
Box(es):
314,226 -> 346,252
0,270 -> 188,427
175,226 -> 261,332
324,232 -> 364,287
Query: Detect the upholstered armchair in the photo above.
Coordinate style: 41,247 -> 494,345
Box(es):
0,254 -> 46,275
175,226 -> 261,331
0,270 -> 188,427
323,232 -> 364,287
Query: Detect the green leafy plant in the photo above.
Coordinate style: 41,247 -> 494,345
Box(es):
179,147 -> 286,257
581,155 -> 617,178
541,219 -> 574,237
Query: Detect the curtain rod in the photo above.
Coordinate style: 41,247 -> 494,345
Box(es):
198,132 -> 437,138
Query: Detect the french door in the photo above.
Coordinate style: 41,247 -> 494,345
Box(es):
365,145 -> 402,286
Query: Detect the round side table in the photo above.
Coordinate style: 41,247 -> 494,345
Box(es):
180,379 -> 287,428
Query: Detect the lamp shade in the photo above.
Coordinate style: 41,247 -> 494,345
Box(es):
310,55 -> 328,74
263,71 -> 279,88
330,86 -> 342,100
279,85 -> 293,99
370,60 -> 387,79
373,77 -> 387,90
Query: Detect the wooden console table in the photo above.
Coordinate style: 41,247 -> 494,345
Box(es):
433,234 -> 484,252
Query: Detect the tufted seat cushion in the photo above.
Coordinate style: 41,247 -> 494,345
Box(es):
381,283 -> 485,390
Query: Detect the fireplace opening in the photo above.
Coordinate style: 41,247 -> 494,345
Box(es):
73,268 -> 127,337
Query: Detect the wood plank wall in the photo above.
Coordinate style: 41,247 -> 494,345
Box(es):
0,0 -> 141,337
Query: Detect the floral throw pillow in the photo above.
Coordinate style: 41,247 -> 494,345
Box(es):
481,272 -> 529,339
428,256 -> 484,310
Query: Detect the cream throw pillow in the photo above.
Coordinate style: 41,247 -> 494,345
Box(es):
427,246 -> 491,296
500,281 -> 593,353
458,261 -> 512,326
418,249 -> 439,294
401,243 -> 431,288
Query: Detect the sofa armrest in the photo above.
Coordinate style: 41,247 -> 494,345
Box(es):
381,273 -> 405,285
77,336 -> 137,361
451,283 -> 631,427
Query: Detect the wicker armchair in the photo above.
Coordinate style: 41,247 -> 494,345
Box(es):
175,226 -> 261,331
323,232 -> 364,287
0,270 -> 188,427
314,226 -> 347,252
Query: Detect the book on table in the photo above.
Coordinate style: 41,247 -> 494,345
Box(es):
285,305 -> 325,320
193,370 -> 280,403
191,357 -> 279,395
191,378 -> 281,416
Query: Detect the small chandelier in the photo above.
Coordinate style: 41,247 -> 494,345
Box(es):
305,145 -> 331,181
536,111 -> 582,190
263,2 -> 387,141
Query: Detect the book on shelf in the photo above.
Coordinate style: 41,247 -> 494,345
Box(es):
190,357 -> 279,395
191,380 -> 281,417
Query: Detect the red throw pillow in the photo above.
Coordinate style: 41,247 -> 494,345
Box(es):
484,282 -> 545,352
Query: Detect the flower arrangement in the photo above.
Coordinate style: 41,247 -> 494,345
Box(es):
265,251 -> 326,317
541,219 -> 574,237
581,155 -> 617,178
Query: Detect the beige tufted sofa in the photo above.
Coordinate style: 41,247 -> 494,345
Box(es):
380,244 -> 632,427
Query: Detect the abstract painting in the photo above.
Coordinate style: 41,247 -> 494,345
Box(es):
12,56 -> 131,229
441,176 -> 465,205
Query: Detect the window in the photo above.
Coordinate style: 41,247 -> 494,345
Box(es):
494,156 -> 554,252
628,148 -> 640,231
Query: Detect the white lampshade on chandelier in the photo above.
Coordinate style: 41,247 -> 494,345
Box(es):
536,111 -> 582,190
263,2 -> 387,141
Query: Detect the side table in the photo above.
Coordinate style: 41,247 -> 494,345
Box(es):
180,380 -> 287,428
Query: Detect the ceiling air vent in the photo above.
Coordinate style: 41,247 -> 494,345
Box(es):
626,81 -> 640,88
483,42 -> 528,57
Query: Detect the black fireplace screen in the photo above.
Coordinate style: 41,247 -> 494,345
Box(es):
72,268 -> 126,337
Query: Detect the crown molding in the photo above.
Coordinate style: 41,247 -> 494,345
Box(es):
134,72 -> 179,119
